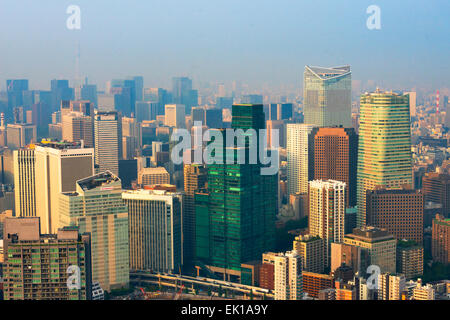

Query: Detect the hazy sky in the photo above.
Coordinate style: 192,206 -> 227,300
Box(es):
0,0 -> 449,92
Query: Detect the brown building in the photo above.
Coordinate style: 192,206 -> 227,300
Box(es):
366,188 -> 424,243
183,164 -> 207,267
313,127 -> 357,207
432,215 -> 450,264
396,240 -> 424,279
330,242 -> 361,274
259,252 -> 277,290
335,280 -> 356,300
422,172 -> 450,218
303,272 -> 333,298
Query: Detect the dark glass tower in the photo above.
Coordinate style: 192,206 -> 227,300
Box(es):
195,104 -> 277,282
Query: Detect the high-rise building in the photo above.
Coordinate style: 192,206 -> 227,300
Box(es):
357,90 -> 412,227
422,172 -> 450,218
344,226 -> 396,274
62,112 -> 94,148
330,243 -> 361,274
274,251 -> 303,300
122,188 -> 183,273
6,79 -> 29,121
35,141 -> 94,234
137,167 -> 170,186
59,172 -> 129,291
431,215 -> 450,264
6,123 -> 36,149
135,101 -> 158,122
412,280 -> 435,300
195,104 -> 276,281
165,104 -> 186,128
172,77 -> 197,115
51,80 -> 74,113
2,217 -> 92,300
303,65 -> 351,127
313,127 -> 357,207
396,240 -> 424,280
309,180 -> 346,268
287,124 -> 316,195
13,148 -> 36,217
404,91 -> 416,118
94,111 -> 121,175
183,164 -> 207,267
293,235 -> 325,273
366,188 -> 424,243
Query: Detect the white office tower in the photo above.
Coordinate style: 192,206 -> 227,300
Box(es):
274,251 -> 303,300
13,148 -> 36,218
309,180 -> 346,268
164,104 -> 186,128
35,142 -> 94,234
287,123 -> 316,195
94,111 -> 120,175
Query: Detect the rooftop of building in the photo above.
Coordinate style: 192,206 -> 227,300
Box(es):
345,226 -> 395,242
77,171 -> 120,192
294,234 -> 322,243
305,65 -> 351,80
139,167 -> 169,175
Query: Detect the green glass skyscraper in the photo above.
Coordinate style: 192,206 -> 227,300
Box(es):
195,104 -> 277,282
356,90 -> 413,227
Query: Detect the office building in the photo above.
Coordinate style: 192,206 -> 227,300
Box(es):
137,167 -> 170,186
366,188 -> 424,243
274,251 -> 303,300
172,77 -> 197,115
330,243 -> 361,274
94,111 -> 121,175
6,124 -> 36,149
62,112 -> 94,148
302,272 -> 333,299
309,180 -> 346,267
422,172 -> 450,218
313,127 -> 357,207
164,104 -> 186,128
292,235 -> 324,273
123,187 -> 183,273
344,226 -> 396,274
2,217 -> 91,300
195,104 -> 276,281
432,215 -> 450,264
303,65 -> 351,127
34,142 -> 94,234
13,148 -> 36,217
357,90 -> 412,227
183,164 -> 207,266
59,172 -> 129,291
287,124 -> 316,195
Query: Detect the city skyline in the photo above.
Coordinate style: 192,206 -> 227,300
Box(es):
0,1 -> 449,92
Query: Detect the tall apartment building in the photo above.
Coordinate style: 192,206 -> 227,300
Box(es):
35,142 -> 94,234
137,167 -> 170,186
287,124 -> 316,195
94,111 -> 121,175
422,172 -> 450,218
2,217 -> 92,300
122,116 -> 141,159
183,164 -> 207,267
122,188 -> 183,273
274,251 -> 303,300
313,127 -> 357,207
303,65 -> 351,127
357,90 -> 412,227
366,188 -> 424,243
344,226 -> 396,274
309,180 -> 346,268
378,273 -> 406,300
293,235 -> 324,273
165,104 -> 186,128
59,172 -> 129,291
396,240 -> 424,279
432,215 -> 450,264
61,112 -> 94,148
13,148 -> 36,217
